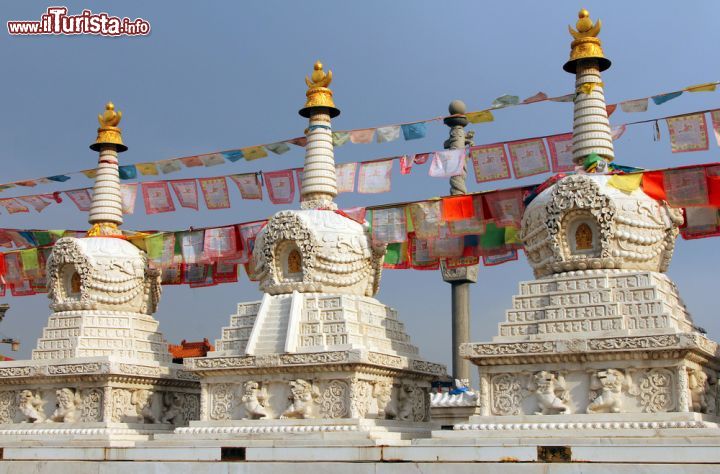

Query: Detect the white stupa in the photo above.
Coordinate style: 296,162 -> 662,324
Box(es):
177,62 -> 445,442
0,103 -> 199,440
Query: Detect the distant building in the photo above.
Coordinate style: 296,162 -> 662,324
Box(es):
168,338 -> 214,363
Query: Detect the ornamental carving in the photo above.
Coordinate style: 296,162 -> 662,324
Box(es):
0,391 -> 18,424
48,363 -> 105,375
0,367 -> 35,377
192,356 -> 256,369
111,388 -> 133,422
637,368 -> 675,413
210,384 -> 235,421
118,364 -> 162,377
396,384 -> 415,421
372,380 -> 395,419
349,379 -> 371,418
688,368 -> 715,414
181,393 -> 200,423
160,392 -> 184,424
411,386 -> 429,422
491,374 -> 524,416
131,389 -> 158,423
280,352 -> 348,365
47,238 -> 95,311
49,388 -> 81,422
80,388 -> 103,422
319,380 -> 349,418
368,352 -> 403,368
588,335 -> 680,351
464,341 -> 555,357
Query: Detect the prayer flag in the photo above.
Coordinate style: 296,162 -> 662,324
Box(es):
180,156 -> 204,168
414,153 -> 430,165
666,113 -> 709,153
507,139 -> 550,178
681,207 -> 720,240
383,242 -> 409,269
10,279 -> 35,296
708,165 -> 720,207
201,153 -> 225,167
160,262 -> 183,285
400,155 -> 414,175
19,196 -> 51,213
82,169 -> 97,179
336,163 -> 357,193
641,171 -> 666,201
332,131 -> 351,146
371,207 -> 407,244
358,160 -> 393,194
184,263 -> 211,285
180,230 -> 205,264
20,249 -> 39,274
612,125 -> 627,141
606,104 -> 617,116
466,110 -> 494,124
685,82 -> 717,93
158,160 -> 182,174
350,129 -> 375,144
607,173 -> 643,193
287,136 -> 307,148
294,168 -> 304,195
445,256 -> 480,269
401,123 -> 427,141
145,234 -> 165,260
65,189 -> 93,212
711,110 -> 720,147
448,196 -> 486,236
546,133 -> 575,172
136,163 -> 159,176
491,94 -> 520,109
483,249 -> 518,266
408,201 -> 442,239
141,182 -> 175,214
469,144 -> 511,183
376,126 -> 401,143
339,206 -> 366,224
214,261 -> 238,283
620,98 -> 649,113
409,236 -> 439,270
485,190 -> 524,227
229,173 -> 263,200
199,177 -> 231,210
222,151 -> 244,162
47,175 -> 71,182
119,165 -> 138,180
242,146 -> 268,161
170,179 -> 199,210
522,92 -> 548,104
428,225 -> 464,258
203,226 -> 239,260
664,167 -> 709,207
265,142 -> 291,155
2,253 -> 22,284
428,149 -> 466,178
652,91 -> 683,105
549,94 -> 574,103
442,195 -> 475,222
238,221 -> 266,264
120,183 -> 138,214
264,170 -> 295,204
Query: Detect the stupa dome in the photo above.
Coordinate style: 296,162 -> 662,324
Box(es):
520,174 -> 684,278
251,209 -> 385,296
46,236 -> 161,314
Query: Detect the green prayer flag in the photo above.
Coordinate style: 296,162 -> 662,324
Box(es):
20,249 -> 39,271
480,223 -> 506,249
145,234 -> 165,260
32,231 -> 53,246
505,226 -> 521,245
384,242 -> 407,266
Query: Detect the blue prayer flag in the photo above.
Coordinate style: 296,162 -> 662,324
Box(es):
47,175 -> 71,182
651,91 -> 682,105
401,122 -> 427,141
118,165 -> 138,180
222,150 -> 244,162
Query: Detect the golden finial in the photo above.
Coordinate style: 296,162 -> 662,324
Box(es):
90,101 -> 127,152
305,61 -> 333,88
563,8 -> 611,73
98,102 -> 122,127
569,9 -> 602,39
299,60 -> 340,118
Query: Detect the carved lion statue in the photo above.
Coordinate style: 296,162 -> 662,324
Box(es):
160,392 -> 184,425
131,389 -> 158,424
49,388 -> 81,422
372,381 -> 396,420
280,379 -> 320,419
587,368 -> 627,414
240,381 -> 268,420
17,390 -> 45,423
397,384 -> 415,421
529,371 -> 570,415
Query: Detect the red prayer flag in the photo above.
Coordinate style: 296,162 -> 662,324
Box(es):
442,195 -> 475,222
199,177 -> 231,210
264,170 -> 295,204
141,182 -> 176,214
170,179 -> 199,210
641,171 -> 666,201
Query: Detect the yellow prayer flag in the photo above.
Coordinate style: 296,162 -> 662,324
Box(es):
578,82 -> 603,95
466,110 -> 494,124
136,163 -> 159,176
685,82 -> 717,93
242,146 -> 268,161
504,226 -> 521,245
82,169 -> 98,179
608,173 -> 643,193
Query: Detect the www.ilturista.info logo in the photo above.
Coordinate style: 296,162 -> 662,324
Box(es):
7,7 -> 150,36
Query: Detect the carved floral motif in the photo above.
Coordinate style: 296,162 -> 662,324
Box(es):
319,380 -> 348,418
210,384 -> 235,421
637,368 -> 675,413
491,374 -> 524,416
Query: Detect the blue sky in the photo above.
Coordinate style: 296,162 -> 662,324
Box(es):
1,1 -> 719,379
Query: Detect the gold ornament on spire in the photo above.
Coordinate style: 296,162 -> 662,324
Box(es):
299,60 -> 340,118
90,102 -> 127,152
563,9 -> 611,73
